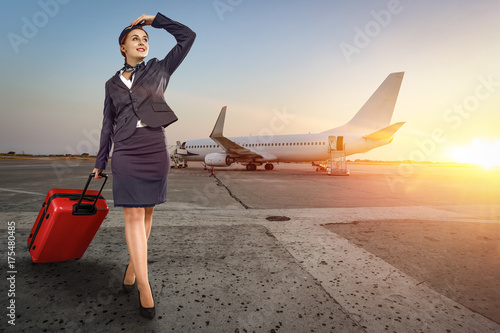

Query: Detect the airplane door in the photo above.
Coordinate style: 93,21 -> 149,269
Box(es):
337,136 -> 344,151
328,136 -> 344,152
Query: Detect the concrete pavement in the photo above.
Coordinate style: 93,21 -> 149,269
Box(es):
1,158 -> 499,332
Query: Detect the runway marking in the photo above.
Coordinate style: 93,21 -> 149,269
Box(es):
0,188 -> 45,196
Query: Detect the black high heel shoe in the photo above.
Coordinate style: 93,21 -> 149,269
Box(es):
122,264 -> 136,294
138,282 -> 155,319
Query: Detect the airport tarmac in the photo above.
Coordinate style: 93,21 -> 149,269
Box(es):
1,158 -> 499,332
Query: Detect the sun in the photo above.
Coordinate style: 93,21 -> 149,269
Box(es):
448,138 -> 500,167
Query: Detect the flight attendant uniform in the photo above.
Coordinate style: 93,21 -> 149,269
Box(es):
94,13 -> 196,207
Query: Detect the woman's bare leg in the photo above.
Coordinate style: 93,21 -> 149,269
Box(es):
124,206 -> 155,284
123,207 -> 153,308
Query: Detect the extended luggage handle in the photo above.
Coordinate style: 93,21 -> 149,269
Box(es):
74,173 -> 108,215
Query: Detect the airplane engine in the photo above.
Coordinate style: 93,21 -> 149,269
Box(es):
204,153 -> 233,167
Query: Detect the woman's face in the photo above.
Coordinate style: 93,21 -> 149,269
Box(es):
120,29 -> 149,61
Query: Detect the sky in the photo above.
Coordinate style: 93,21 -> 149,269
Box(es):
1,0 -> 499,163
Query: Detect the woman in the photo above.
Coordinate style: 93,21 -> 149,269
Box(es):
92,12 -> 195,319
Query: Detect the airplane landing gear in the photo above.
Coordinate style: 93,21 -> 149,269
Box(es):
265,163 -> 274,171
246,163 -> 257,171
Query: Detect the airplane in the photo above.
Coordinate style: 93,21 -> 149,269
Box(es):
174,72 -> 405,171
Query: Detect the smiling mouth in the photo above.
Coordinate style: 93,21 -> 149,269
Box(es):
137,48 -> 146,52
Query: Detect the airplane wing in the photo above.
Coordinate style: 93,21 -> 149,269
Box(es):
362,122 -> 405,141
210,107 -> 263,160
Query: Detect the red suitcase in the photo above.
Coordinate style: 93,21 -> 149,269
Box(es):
27,173 -> 109,263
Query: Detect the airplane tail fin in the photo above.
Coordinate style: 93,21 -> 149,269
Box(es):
323,72 -> 404,133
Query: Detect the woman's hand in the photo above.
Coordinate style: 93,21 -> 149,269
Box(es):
92,168 -> 104,179
131,14 -> 156,26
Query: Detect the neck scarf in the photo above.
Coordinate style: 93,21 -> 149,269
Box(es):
122,61 -> 145,81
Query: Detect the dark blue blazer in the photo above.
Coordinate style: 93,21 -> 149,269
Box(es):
95,13 -> 196,170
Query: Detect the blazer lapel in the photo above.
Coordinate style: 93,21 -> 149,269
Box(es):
110,71 -> 129,90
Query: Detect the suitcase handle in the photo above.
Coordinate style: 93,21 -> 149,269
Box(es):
73,173 -> 108,215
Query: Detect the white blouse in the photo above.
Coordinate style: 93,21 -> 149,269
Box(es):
120,70 -> 148,128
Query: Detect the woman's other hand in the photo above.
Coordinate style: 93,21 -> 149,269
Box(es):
131,14 -> 156,26
92,168 -> 104,179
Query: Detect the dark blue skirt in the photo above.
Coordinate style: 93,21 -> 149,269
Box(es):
111,126 -> 170,207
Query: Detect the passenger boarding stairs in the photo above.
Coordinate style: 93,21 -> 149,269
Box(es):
328,136 -> 349,176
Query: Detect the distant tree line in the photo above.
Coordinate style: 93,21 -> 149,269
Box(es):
1,152 -> 95,157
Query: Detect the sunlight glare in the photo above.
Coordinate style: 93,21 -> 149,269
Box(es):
449,138 -> 500,167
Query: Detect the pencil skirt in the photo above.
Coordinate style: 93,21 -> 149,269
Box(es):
111,126 -> 170,207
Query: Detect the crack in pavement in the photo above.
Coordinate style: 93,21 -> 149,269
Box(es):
210,173 -> 250,209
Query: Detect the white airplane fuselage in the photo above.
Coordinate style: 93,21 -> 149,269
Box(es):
179,131 -> 390,164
